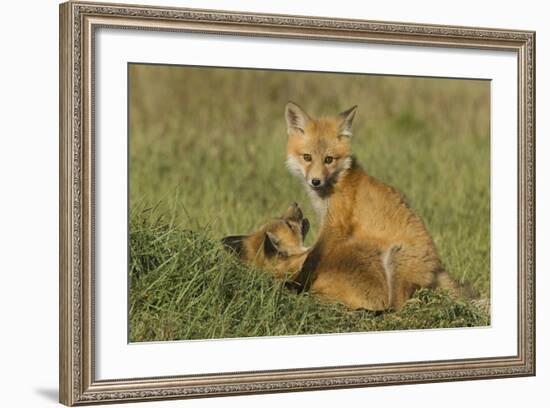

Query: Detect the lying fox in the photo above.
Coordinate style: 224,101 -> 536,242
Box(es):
284,102 -> 457,310
220,202 -> 434,311
221,203 -> 310,279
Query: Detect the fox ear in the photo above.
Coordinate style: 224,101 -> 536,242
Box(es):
264,232 -> 288,258
285,102 -> 310,135
338,105 -> 358,138
221,235 -> 247,258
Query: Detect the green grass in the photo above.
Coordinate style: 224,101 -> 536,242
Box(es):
129,64 -> 491,342
129,209 -> 489,341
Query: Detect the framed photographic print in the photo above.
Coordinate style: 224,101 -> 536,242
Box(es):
59,1 -> 535,405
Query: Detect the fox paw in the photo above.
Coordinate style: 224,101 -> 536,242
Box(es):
285,280 -> 304,293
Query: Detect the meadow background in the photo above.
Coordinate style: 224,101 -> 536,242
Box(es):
129,64 -> 490,342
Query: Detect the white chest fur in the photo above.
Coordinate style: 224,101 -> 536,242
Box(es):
306,186 -> 328,221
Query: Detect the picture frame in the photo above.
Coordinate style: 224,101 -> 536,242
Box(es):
59,1 -> 536,405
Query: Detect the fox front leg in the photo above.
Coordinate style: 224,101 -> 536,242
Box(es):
286,244 -> 322,293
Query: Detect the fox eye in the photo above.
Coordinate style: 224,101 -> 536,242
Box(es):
303,154 -> 312,162
324,156 -> 334,164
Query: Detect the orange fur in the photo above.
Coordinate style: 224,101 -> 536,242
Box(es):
285,102 -> 453,311
221,203 -> 310,279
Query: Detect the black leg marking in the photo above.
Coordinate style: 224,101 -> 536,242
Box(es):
290,243 -> 323,293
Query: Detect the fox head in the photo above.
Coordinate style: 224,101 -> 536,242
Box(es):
285,102 -> 357,195
221,203 -> 310,276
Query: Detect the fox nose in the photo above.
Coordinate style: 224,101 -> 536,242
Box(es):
311,178 -> 321,187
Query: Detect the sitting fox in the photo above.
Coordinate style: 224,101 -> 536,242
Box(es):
284,102 -> 457,310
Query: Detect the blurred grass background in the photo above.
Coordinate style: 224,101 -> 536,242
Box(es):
129,64 -> 490,342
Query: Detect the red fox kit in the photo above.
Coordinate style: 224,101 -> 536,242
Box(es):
221,203 -> 310,279
285,101 -> 456,310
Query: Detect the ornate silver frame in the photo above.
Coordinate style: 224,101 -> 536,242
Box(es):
59,1 -> 536,405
